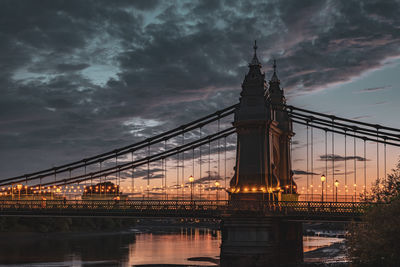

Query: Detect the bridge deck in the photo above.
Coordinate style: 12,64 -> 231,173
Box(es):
0,200 -> 377,221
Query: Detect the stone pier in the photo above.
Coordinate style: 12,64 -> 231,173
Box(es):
220,216 -> 303,267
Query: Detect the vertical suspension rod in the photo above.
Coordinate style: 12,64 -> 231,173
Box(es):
208,137 -> 211,200
306,122 -> 309,200
331,118 -> 335,201
354,132 -> 357,202
325,129 -> 328,201
376,127 -> 379,181
224,136 -> 227,199
147,142 -> 150,199
311,122 -> 314,201
199,127 -> 202,200
182,131 -> 185,199
364,138 -> 367,196
344,129 -> 347,202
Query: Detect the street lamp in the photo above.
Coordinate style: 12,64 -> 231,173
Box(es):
189,175 -> 194,201
321,175 -> 326,202
334,180 -> 339,202
17,184 -> 23,200
215,181 -> 220,201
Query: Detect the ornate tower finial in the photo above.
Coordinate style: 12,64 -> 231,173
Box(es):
270,59 -> 280,84
249,40 -> 261,66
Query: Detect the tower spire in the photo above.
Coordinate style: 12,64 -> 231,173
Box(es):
270,59 -> 280,84
249,40 -> 261,66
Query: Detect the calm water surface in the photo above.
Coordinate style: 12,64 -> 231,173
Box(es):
0,229 -> 342,266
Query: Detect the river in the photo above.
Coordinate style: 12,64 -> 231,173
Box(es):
0,228 -> 345,266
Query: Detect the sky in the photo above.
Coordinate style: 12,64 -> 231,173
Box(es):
1,0 -> 400,198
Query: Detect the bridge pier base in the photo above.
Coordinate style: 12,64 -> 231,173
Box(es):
220,216 -> 303,267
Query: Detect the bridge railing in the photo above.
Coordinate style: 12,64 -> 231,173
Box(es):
264,201 -> 378,217
0,199 -> 229,216
0,199 -> 380,219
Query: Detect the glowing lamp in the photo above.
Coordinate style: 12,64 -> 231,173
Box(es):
334,180 -> 339,187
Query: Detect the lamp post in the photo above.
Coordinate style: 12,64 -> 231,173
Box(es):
189,175 -> 194,202
334,180 -> 339,202
321,175 -> 326,202
215,181 -> 220,201
17,184 -> 23,200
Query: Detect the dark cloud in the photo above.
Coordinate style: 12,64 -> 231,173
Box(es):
351,115 -> 372,120
319,154 -> 368,162
292,169 -> 319,175
358,85 -> 392,93
0,0 -> 399,178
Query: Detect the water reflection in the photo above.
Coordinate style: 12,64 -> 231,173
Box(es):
128,228 -> 220,266
303,236 -> 343,253
0,232 -> 134,266
0,229 -> 340,266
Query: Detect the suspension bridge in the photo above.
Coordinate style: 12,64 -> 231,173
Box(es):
0,41 -> 397,265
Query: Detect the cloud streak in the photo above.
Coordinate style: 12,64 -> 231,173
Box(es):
319,154 -> 368,162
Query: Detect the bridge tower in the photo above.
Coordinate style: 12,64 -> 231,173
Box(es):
230,41 -> 296,200
221,42 -> 303,267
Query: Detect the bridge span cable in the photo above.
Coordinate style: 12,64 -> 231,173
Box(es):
286,105 -> 400,133
290,118 -> 400,147
1,104 -> 237,185
53,130 -> 236,188
31,128 -> 236,189
3,128 -> 234,188
289,113 -> 400,143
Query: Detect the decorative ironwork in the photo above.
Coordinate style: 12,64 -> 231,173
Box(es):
0,199 -> 380,221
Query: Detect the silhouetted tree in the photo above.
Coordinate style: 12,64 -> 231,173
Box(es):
347,160 -> 400,266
